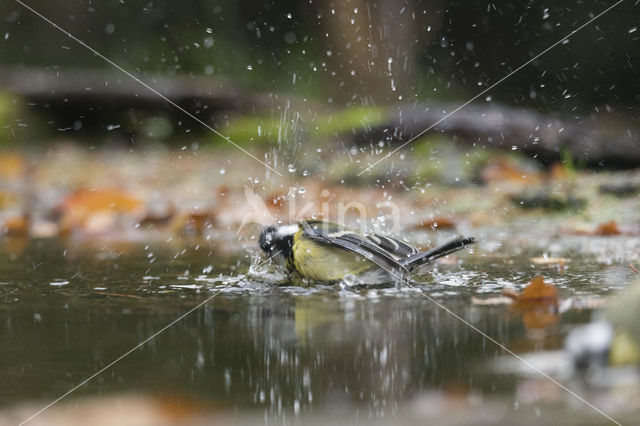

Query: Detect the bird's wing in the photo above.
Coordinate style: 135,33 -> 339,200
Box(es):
365,233 -> 419,258
299,220 -> 409,277
401,237 -> 475,272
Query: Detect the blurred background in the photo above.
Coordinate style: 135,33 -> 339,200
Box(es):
1,0 -> 638,149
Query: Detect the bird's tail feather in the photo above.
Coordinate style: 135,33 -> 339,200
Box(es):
401,237 -> 475,273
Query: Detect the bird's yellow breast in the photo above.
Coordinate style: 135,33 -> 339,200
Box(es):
291,230 -> 374,281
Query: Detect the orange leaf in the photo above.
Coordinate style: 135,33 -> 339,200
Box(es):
62,188 -> 143,214
548,163 -> 568,180
508,276 -> 560,330
3,215 -> 29,237
479,158 -> 541,184
518,276 -> 558,304
594,220 -> 621,236
59,188 -> 144,232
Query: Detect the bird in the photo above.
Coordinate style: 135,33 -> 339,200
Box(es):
258,219 -> 475,284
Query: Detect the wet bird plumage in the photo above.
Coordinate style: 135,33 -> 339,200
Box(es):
259,219 -> 474,284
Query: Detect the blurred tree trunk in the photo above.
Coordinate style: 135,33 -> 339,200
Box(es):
318,0 -> 443,106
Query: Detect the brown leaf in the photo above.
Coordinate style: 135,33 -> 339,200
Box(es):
414,216 -> 456,230
479,158 -> 541,184
548,163 -> 568,180
59,188 -> 145,232
518,276 -> 558,304
594,220 -> 621,236
3,215 -> 29,237
508,276 -> 560,330
62,188 -> 143,215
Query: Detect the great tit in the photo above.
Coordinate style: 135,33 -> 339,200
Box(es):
259,219 -> 475,284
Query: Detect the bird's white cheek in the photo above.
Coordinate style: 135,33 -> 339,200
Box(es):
275,224 -> 299,238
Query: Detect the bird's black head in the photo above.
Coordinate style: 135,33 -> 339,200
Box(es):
259,224 -> 295,257
259,225 -> 278,253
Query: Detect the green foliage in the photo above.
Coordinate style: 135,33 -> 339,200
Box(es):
217,106 -> 387,147
0,92 -> 17,144
219,114 -> 282,146
314,107 -> 386,137
561,148 -> 577,179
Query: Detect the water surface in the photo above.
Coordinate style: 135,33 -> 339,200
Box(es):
1,237 -> 638,424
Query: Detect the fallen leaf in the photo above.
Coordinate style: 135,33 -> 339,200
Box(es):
507,276 -> 560,330
594,220 -> 621,236
59,188 -> 145,233
3,215 -> 29,237
63,188 -> 143,212
518,276 -> 559,304
479,158 -> 541,184
548,163 -> 568,180
414,216 -> 456,230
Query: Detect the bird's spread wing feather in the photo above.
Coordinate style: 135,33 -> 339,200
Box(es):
366,234 -> 418,258
299,220 -> 408,276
